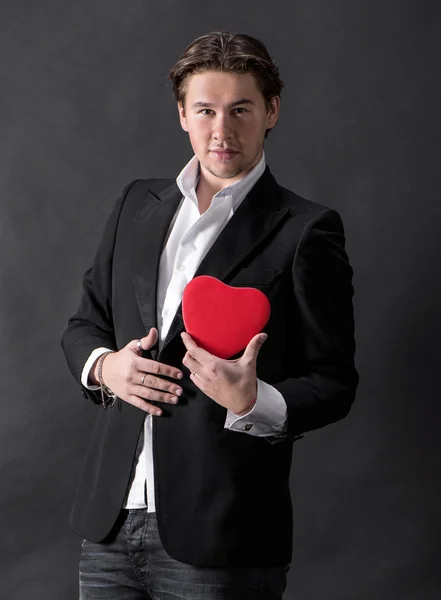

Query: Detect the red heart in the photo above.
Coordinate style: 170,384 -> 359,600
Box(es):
182,275 -> 271,359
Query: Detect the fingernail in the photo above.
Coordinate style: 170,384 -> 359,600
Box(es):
155,410 -> 162,416
176,372 -> 183,379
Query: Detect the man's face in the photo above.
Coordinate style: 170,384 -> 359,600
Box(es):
178,71 -> 280,188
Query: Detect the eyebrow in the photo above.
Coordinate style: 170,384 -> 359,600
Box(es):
192,99 -> 255,108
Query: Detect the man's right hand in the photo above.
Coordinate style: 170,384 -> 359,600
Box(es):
92,328 -> 184,416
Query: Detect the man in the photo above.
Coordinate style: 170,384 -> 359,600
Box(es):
62,31 -> 358,600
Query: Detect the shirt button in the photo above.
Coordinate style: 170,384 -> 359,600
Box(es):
177,264 -> 185,272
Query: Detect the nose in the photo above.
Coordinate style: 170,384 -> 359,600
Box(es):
212,112 -> 233,141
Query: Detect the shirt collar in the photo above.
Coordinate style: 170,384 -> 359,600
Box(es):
176,151 -> 266,212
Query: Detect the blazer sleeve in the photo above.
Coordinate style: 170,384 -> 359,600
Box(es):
272,207 -> 359,440
60,180 -> 139,403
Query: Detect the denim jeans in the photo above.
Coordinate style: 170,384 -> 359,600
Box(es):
79,509 -> 289,599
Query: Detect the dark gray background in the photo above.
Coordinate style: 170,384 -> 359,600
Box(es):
1,1 -> 440,598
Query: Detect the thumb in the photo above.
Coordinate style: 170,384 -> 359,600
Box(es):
242,333 -> 268,363
131,327 -> 158,353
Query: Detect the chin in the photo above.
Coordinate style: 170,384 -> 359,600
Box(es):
210,166 -> 244,180
204,158 -> 244,179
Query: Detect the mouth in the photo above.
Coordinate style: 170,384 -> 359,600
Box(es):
210,150 -> 239,161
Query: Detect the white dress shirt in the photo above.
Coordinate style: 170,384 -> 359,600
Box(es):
81,152 -> 287,510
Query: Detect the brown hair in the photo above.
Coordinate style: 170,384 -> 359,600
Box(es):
168,31 -> 284,111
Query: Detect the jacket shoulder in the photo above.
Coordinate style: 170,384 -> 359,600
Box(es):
123,177 -> 175,200
279,185 -> 332,218
274,182 -> 346,237
115,178 -> 177,218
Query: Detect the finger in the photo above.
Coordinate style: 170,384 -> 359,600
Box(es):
135,357 -> 184,380
189,372 -> 205,389
126,394 -> 164,416
134,384 -> 180,405
135,372 -> 183,396
129,328 -> 159,354
182,351 -> 206,379
180,332 -> 213,364
242,333 -> 268,364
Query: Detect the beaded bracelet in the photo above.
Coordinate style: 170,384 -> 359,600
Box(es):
97,351 -> 117,408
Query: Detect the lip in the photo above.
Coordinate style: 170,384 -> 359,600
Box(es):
210,150 -> 238,160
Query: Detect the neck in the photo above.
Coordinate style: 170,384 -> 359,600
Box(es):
195,177 -> 219,214
195,150 -> 263,213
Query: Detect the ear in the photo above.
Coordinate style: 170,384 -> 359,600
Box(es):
178,102 -> 189,132
266,96 -> 280,131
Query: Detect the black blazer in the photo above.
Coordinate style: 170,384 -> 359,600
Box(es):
61,166 -> 358,567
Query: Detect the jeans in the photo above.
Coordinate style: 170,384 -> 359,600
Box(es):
79,509 -> 289,599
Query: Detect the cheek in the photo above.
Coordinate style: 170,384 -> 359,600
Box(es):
249,119 -> 267,142
188,123 -> 210,145
238,116 -> 262,135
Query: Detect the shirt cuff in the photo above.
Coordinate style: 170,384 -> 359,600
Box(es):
224,379 -> 287,436
81,347 -> 114,390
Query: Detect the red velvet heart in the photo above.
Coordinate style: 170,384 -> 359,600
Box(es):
182,275 -> 271,359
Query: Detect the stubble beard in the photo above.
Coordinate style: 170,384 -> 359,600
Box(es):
204,163 -> 244,180
202,153 -> 259,182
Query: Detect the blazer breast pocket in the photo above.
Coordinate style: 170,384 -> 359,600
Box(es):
229,268 -> 283,290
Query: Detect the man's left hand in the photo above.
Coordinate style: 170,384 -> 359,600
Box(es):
180,331 -> 268,415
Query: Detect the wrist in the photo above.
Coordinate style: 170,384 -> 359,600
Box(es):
96,351 -> 117,408
232,396 -> 256,417
90,358 -> 101,386
92,351 -> 114,386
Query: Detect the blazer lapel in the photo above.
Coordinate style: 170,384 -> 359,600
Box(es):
131,182 -> 183,360
158,167 -> 290,358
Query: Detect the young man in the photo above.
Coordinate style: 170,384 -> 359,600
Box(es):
62,31 -> 358,600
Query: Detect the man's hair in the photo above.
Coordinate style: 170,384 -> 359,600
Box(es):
168,31 -> 284,111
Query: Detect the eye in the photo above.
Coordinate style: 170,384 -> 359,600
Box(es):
198,109 -> 214,115
233,107 -> 248,114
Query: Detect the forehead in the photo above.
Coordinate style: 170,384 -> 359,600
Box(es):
184,70 -> 262,103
